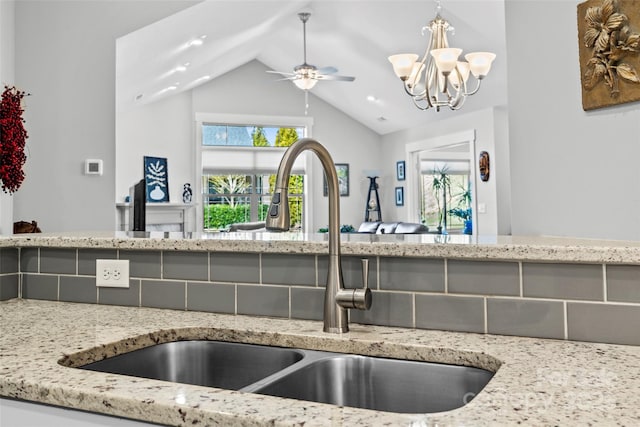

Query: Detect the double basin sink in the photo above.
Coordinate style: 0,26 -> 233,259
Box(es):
78,340 -> 494,414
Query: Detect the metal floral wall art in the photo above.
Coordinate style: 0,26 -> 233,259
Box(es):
578,0 -> 640,110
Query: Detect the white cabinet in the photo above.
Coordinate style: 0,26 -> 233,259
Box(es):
116,203 -> 195,232
0,398 -> 158,426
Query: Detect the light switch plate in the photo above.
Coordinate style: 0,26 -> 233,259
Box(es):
96,259 -> 129,288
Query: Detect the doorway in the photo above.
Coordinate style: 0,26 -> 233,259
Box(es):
405,130 -> 477,236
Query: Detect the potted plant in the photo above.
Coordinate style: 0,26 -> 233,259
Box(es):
450,185 -> 473,235
431,166 -> 451,234
449,207 -> 473,235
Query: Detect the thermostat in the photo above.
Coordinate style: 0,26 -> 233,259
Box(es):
85,159 -> 103,175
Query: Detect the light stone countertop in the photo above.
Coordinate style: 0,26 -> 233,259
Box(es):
5,231 -> 640,263
1,299 -> 639,426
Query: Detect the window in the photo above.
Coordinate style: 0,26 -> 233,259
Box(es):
202,173 -> 304,231
199,121 -> 309,231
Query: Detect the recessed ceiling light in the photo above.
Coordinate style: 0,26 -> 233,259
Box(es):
367,95 -> 377,102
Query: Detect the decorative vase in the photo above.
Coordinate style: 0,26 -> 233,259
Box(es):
463,219 -> 473,235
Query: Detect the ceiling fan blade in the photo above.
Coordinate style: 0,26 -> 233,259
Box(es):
266,70 -> 296,76
316,74 -> 355,82
316,66 -> 338,75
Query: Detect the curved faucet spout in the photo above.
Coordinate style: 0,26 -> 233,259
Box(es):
266,138 -> 371,333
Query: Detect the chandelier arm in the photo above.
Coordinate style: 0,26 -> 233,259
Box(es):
464,79 -> 482,96
412,97 -> 432,110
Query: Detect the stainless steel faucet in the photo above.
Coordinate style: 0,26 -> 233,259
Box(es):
266,138 -> 372,333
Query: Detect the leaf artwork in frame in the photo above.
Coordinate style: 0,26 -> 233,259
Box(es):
578,0 -> 640,110
144,156 -> 169,202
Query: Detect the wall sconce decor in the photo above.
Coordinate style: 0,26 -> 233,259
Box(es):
577,0 -> 640,110
479,151 -> 490,182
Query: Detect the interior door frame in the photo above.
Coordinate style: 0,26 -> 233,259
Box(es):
405,130 -> 477,236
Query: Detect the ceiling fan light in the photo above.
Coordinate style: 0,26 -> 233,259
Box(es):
293,77 -> 317,90
465,52 -> 496,78
430,48 -> 462,74
388,54 -> 419,79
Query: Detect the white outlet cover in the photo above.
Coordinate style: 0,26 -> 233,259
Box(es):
96,259 -> 130,288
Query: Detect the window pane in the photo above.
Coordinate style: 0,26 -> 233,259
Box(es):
202,124 -> 305,147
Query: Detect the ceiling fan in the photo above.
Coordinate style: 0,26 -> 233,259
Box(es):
267,12 -> 355,91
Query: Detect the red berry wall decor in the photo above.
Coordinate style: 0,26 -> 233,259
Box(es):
0,86 -> 29,193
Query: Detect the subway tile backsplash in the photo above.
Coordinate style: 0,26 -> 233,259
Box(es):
8,247 -> 640,346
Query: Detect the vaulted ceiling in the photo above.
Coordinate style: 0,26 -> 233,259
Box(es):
116,0 -> 508,135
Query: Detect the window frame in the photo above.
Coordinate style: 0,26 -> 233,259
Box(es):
194,113 -> 314,233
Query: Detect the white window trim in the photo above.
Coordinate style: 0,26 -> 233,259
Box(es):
404,130 -> 477,236
194,113 -> 314,233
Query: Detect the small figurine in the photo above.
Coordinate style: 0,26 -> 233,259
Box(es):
182,183 -> 193,204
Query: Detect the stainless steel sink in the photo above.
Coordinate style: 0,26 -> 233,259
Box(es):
79,340 -> 304,390
76,340 -> 494,414
251,354 -> 493,413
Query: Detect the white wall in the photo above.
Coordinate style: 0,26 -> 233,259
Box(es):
381,108 -> 508,236
506,0 -> 640,240
12,1 -> 198,232
118,59 -> 381,231
0,0 -> 15,234
116,90 -> 194,204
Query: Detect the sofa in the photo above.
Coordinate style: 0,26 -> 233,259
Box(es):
357,221 -> 428,234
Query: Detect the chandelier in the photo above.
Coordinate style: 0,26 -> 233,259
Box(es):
388,1 -> 496,111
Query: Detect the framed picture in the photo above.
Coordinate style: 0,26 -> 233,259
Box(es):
143,156 -> 169,202
395,187 -> 404,206
323,163 -> 349,197
396,161 -> 405,181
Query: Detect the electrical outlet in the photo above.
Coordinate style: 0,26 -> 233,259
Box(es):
96,259 -> 129,288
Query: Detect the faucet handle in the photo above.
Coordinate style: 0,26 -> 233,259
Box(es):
336,258 -> 373,311
361,258 -> 369,290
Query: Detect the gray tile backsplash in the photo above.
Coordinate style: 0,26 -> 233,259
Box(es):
59,276 -> 97,304
606,265 -> 640,303
40,248 -> 76,274
141,280 -> 185,310
164,251 -> 209,281
264,254 -> 316,286
210,253 -> 259,284
99,279 -> 141,307
448,260 -> 519,296
415,294 -> 484,333
523,263 -> 603,301
12,246 -> 640,346
567,302 -> 640,346
487,298 -> 565,340
237,285 -> 289,318
20,248 -> 39,273
0,275 -> 19,300
379,257 -> 444,292
119,251 -> 162,278
0,248 -> 19,274
187,282 -> 235,314
291,287 -> 324,320
22,274 -> 58,300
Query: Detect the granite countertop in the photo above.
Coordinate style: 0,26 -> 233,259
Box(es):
5,231 -> 640,263
1,299 -> 639,426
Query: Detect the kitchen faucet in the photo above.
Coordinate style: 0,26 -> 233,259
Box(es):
266,138 -> 372,333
